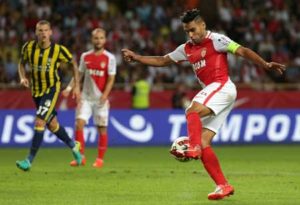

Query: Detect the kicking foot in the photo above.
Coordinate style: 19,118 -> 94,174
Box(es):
184,145 -> 201,159
208,184 -> 234,200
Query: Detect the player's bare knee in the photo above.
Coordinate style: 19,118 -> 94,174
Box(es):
97,126 -> 107,135
201,129 -> 215,148
75,119 -> 85,130
186,105 -> 200,115
186,102 -> 206,115
47,121 -> 58,132
35,118 -> 46,129
201,139 -> 211,148
75,123 -> 84,131
46,117 -> 59,132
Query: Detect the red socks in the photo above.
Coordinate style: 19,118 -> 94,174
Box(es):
75,130 -> 108,159
186,112 -> 227,185
201,146 -> 227,185
75,130 -> 85,154
98,133 -> 108,159
186,112 -> 202,147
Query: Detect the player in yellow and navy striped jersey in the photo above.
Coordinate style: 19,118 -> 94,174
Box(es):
20,38 -> 73,97
16,20 -> 82,171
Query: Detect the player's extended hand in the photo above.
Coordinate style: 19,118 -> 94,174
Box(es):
99,95 -> 107,106
121,48 -> 137,62
265,62 -> 286,75
20,78 -> 30,88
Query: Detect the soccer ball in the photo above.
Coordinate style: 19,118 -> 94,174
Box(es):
170,136 -> 191,162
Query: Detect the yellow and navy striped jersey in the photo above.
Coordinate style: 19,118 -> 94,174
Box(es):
20,40 -> 73,97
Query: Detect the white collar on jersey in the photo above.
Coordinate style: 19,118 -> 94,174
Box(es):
205,30 -> 211,38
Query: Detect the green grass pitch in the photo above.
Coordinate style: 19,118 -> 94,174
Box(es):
1,145 -> 300,205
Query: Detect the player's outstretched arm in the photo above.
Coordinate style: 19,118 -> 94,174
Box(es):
235,46 -> 286,74
122,48 -> 174,67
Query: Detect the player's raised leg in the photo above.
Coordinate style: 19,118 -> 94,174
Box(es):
184,101 -> 211,159
201,128 -> 234,200
69,118 -> 86,166
16,117 -> 46,171
47,117 -> 82,166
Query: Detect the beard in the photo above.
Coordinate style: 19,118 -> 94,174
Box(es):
94,44 -> 104,51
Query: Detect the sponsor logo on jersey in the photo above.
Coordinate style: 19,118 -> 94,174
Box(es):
192,59 -> 206,71
46,58 -> 51,70
32,65 -> 51,71
100,62 -> 106,68
110,115 -> 153,142
44,100 -> 51,107
88,69 -> 104,77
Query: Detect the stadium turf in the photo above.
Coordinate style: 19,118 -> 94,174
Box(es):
0,145 -> 299,205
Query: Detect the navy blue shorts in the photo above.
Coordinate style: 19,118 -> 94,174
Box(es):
33,85 -> 60,123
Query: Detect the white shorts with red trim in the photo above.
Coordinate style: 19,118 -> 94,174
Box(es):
192,79 -> 237,133
76,99 -> 110,127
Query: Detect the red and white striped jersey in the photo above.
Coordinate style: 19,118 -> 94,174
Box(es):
79,49 -> 116,101
168,31 -> 240,86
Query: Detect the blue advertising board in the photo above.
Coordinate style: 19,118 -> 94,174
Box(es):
0,109 -> 300,147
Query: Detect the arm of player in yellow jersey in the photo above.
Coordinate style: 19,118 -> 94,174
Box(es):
18,62 -> 30,88
61,60 -> 81,102
70,59 -> 81,100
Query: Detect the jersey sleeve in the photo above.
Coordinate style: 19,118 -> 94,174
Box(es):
20,41 -> 29,63
212,33 -> 241,54
166,44 -> 187,63
58,45 -> 73,63
78,53 -> 86,72
108,55 -> 117,75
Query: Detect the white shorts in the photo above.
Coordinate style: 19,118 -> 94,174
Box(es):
76,99 -> 110,127
192,79 -> 237,133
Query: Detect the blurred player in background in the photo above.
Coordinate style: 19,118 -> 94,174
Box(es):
131,70 -> 150,109
16,20 -> 82,171
122,9 -> 285,200
64,28 -> 116,168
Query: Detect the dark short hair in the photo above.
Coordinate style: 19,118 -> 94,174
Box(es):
180,9 -> 203,23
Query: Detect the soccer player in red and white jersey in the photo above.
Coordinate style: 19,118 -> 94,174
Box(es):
64,28 -> 116,168
122,9 -> 285,200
